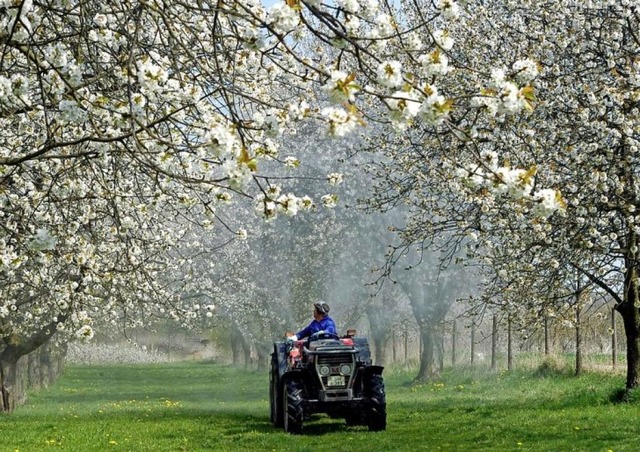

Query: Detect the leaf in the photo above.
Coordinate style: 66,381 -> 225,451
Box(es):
519,165 -> 537,185
246,159 -> 258,172
238,146 -> 251,164
555,191 -> 567,209
344,72 -> 356,85
347,104 -> 367,126
520,85 -> 536,102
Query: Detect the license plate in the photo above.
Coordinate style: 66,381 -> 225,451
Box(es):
327,375 -> 345,387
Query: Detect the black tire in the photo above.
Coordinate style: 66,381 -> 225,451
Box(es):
283,378 -> 304,434
269,359 -> 283,427
345,411 -> 365,426
365,374 -> 387,431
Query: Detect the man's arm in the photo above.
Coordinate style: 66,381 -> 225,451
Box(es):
295,321 -> 314,340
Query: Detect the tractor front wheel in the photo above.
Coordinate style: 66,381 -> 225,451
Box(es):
365,374 -> 387,431
282,378 -> 304,434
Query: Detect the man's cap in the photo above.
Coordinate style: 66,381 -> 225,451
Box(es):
314,302 -> 330,315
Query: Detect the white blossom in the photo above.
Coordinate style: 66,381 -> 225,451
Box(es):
376,61 -> 403,88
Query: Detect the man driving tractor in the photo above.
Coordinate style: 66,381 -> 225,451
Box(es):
287,301 -> 337,342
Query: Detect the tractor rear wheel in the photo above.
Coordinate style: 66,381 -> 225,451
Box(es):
283,378 -> 304,434
269,358 -> 283,427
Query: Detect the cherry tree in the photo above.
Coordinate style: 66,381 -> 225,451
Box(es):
1,0 -> 565,410
361,0 -> 640,391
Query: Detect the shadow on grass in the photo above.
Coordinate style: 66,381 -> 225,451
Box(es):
610,387 -> 640,404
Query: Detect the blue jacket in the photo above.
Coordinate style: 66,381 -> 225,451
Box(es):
296,316 -> 337,340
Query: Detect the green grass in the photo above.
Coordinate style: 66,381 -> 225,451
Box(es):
1,360 -> 640,451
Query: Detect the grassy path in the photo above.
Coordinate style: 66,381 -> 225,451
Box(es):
1,361 -> 639,451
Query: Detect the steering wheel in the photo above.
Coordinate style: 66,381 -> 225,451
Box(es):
309,331 -> 340,342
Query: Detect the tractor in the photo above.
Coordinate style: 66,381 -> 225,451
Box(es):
269,331 -> 386,434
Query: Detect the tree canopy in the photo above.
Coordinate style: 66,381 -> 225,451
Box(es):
8,0 -> 640,404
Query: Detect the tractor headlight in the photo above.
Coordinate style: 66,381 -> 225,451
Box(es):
339,364 -> 352,376
319,365 -> 331,376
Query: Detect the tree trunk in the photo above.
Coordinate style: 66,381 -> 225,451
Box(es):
230,327 -> 243,366
404,328 -> 408,360
414,327 -> 436,381
372,335 -> 387,367
0,351 -> 20,412
470,321 -> 476,365
491,315 -> 498,371
618,301 -> 640,389
1,320 -> 63,412
365,305 -> 388,366
451,320 -> 457,366
438,326 -> 444,372
544,316 -> 550,355
619,264 -> 640,389
575,302 -> 583,377
392,330 -> 397,363
242,339 -> 252,368
612,306 -> 617,370
507,316 -> 513,371
256,344 -> 269,371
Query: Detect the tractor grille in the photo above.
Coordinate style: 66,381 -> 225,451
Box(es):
317,353 -> 352,366
316,353 -> 354,389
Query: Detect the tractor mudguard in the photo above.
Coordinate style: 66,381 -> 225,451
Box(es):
272,341 -> 288,379
352,337 -> 372,364
361,364 -> 384,376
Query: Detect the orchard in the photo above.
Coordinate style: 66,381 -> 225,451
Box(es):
1,0 -> 639,412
